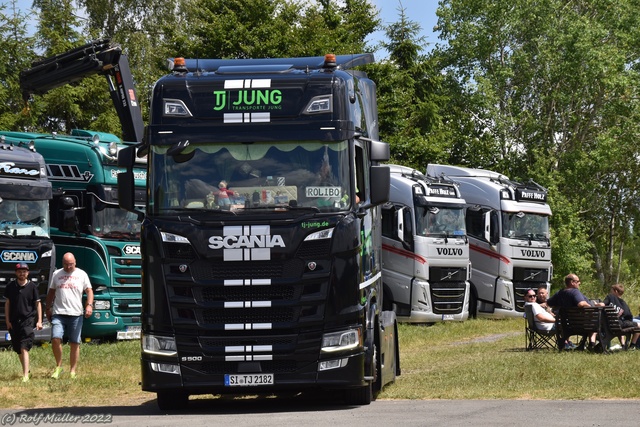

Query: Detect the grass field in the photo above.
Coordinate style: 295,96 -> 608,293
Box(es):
2,317 -> 640,409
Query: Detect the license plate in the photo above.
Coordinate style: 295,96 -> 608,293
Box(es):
224,373 -> 274,387
442,314 -> 455,321
126,326 -> 141,332
4,332 -> 10,341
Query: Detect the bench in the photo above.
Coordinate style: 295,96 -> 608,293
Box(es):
601,307 -> 640,350
555,307 -> 605,352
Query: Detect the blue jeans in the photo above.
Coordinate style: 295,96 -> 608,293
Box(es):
51,314 -> 84,344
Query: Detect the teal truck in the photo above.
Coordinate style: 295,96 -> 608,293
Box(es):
0,130 -> 147,340
2,39 -> 147,340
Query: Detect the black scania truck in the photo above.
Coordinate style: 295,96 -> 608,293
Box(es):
118,54 -> 399,409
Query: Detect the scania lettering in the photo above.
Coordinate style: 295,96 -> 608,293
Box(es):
10,39 -> 147,340
382,165 -> 470,323
118,54 -> 399,409
427,164 -> 552,319
0,139 -> 54,346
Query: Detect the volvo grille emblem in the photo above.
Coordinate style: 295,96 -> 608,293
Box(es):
179,264 -> 188,273
307,262 -> 317,271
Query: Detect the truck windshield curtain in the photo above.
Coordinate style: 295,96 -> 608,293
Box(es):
0,199 -> 50,237
417,205 -> 466,237
149,140 -> 351,214
501,212 -> 549,241
92,199 -> 142,239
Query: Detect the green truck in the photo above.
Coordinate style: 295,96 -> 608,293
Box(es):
0,129 -> 147,340
1,39 -> 148,340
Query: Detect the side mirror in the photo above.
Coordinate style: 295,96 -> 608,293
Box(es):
370,165 -> 390,206
60,209 -> 78,234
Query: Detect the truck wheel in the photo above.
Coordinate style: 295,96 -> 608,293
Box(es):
344,381 -> 373,406
468,289 -> 478,319
345,333 -> 378,405
157,391 -> 188,410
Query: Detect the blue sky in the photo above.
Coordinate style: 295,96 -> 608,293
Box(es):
369,0 -> 440,54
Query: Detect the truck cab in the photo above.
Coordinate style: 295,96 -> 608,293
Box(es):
0,138 -> 55,346
427,164 -> 552,318
382,165 -> 470,322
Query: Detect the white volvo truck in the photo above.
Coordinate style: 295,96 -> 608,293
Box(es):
382,165 -> 470,322
426,164 -> 552,319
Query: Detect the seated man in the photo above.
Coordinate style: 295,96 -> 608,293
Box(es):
548,273 -> 605,350
547,274 -> 604,309
525,289 -> 555,331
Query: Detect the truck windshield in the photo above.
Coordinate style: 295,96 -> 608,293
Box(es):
149,140 -> 351,214
417,206 -> 466,237
92,204 -> 143,239
0,199 -> 50,237
502,211 -> 549,241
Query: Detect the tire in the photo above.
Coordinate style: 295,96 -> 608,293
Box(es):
157,390 -> 188,411
468,287 -> 478,319
345,324 -> 379,406
344,382 -> 373,406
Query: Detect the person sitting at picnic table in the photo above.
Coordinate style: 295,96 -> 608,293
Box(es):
548,274 -> 604,350
603,283 -> 640,350
536,285 -> 553,313
547,274 -> 605,309
525,288 -> 556,331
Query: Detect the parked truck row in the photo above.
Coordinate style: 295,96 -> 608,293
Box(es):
1,39 -> 554,409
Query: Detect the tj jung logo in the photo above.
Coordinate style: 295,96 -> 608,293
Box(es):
208,225 -> 285,261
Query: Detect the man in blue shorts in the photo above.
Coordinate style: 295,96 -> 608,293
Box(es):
45,252 -> 93,379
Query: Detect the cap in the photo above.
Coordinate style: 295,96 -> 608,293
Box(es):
15,263 -> 29,271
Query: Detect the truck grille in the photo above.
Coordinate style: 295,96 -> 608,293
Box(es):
190,259 -> 304,281
429,267 -> 467,315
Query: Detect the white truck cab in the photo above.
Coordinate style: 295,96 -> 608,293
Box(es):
427,164 -> 552,319
382,165 -> 470,322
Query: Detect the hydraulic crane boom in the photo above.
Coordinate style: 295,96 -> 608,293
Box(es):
20,38 -> 144,144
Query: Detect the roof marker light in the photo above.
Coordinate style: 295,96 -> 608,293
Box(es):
323,54 -> 337,68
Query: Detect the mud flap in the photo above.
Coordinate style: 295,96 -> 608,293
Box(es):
378,310 -> 399,387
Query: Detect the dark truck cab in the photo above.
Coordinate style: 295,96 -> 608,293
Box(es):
118,54 -> 400,409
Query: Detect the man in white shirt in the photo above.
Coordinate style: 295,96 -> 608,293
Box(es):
525,289 -> 555,331
45,252 -> 93,379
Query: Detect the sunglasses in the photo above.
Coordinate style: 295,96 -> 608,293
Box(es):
525,294 -> 536,298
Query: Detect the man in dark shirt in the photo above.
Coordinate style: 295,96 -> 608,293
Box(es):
4,263 -> 43,382
548,274 -> 593,308
548,273 -> 604,350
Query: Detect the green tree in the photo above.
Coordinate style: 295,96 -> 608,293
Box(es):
0,1 -> 38,130
436,0 -> 640,289
368,4 -> 456,169
178,0 -> 378,59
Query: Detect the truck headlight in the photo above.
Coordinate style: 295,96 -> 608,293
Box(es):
93,300 -> 111,310
321,329 -> 361,353
142,334 -> 177,357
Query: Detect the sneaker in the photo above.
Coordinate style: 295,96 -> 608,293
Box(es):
610,344 -> 623,351
564,341 -> 576,351
22,375 -> 30,383
70,372 -> 77,380
51,367 -> 63,379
